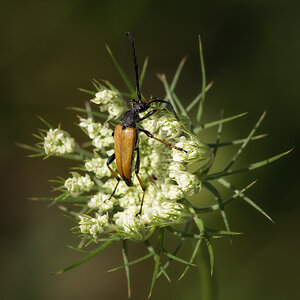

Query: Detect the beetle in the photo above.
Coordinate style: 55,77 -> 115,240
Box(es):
106,32 -> 187,215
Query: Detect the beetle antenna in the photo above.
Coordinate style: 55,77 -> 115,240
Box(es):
126,32 -> 141,100
149,99 -> 179,121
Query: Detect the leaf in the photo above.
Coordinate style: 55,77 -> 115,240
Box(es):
149,252 -> 161,298
157,73 -> 177,113
205,110 -> 224,174
101,79 -> 118,91
170,56 -> 187,92
178,239 -> 202,280
29,196 -> 89,203
196,35 -> 207,123
122,240 -> 131,298
190,180 -> 257,213
206,148 -> 293,180
224,111 -> 266,171
205,238 -> 214,275
157,223 -> 190,279
78,88 -> 96,96
193,213 -> 205,233
91,79 -> 101,92
186,81 -> 214,112
105,44 -> 135,96
203,182 -> 231,238
217,177 -> 274,222
17,142 -> 90,162
164,251 -> 197,266
139,57 -> 149,89
67,106 -> 108,119
57,205 -> 82,218
65,245 -> 90,253
54,238 -> 117,275
194,112 -> 248,133
28,153 -> 45,158
144,239 -> 170,283
16,143 -> 44,154
108,252 -> 153,272
31,133 -> 44,141
159,73 -> 187,116
207,134 -> 268,148
36,116 -> 54,129
172,92 -> 188,117
148,229 -> 164,298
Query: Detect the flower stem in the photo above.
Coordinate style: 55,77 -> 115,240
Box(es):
199,249 -> 215,300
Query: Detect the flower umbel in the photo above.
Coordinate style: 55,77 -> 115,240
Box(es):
44,128 -> 75,155
65,173 -> 94,196
91,89 -> 126,120
21,37 -> 291,298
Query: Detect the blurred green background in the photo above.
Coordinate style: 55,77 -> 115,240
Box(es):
1,0 -> 299,299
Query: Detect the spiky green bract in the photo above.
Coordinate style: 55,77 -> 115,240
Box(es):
54,237 -> 118,275
22,35 -> 291,298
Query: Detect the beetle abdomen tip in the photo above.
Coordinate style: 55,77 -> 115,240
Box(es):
123,177 -> 133,187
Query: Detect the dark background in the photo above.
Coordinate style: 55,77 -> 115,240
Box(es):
1,1 -> 299,299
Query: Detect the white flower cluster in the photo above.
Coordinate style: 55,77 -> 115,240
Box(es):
85,157 -> 111,178
156,115 -> 182,138
65,173 -> 94,195
172,136 -> 212,163
91,89 -> 126,119
169,162 -> 201,195
73,108 -> 212,241
88,192 -> 115,211
79,213 -> 109,238
44,128 -> 75,155
79,118 -> 114,150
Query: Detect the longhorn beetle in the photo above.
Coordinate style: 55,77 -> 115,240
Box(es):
106,32 -> 187,215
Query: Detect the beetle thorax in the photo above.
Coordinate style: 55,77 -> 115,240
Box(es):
120,109 -> 138,128
120,100 -> 150,128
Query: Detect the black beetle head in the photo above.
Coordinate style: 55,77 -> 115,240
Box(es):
131,99 -> 149,113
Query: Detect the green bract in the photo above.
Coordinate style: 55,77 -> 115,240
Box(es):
20,36 -> 291,298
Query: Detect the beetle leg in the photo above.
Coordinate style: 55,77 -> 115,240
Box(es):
138,109 -> 159,123
134,148 -> 146,216
139,129 -> 188,153
106,153 -> 121,200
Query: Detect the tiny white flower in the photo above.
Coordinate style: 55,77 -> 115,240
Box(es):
92,135 -> 114,150
156,115 -> 182,138
169,162 -> 187,177
79,118 -> 114,149
44,128 -> 75,155
172,136 -> 211,163
141,117 -> 156,133
91,89 -> 126,120
79,118 -> 103,139
91,90 -> 119,105
85,157 -> 111,178
113,207 -> 155,241
161,183 -> 185,200
176,172 -> 201,195
103,179 -> 128,196
118,190 -> 141,208
65,173 -> 94,195
142,199 -> 189,224
100,100 -> 125,119
79,213 -> 109,238
88,192 -> 115,211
